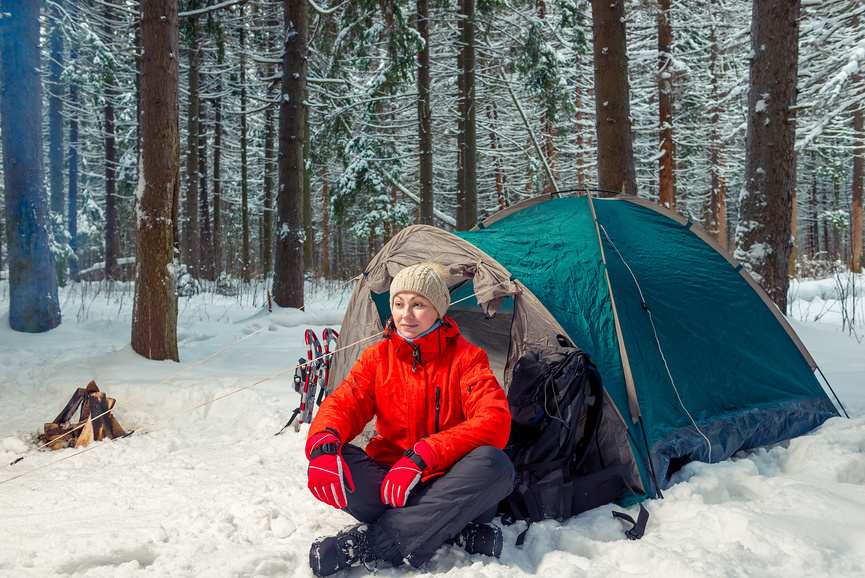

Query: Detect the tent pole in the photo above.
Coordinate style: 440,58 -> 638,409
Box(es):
816,366 -> 850,418
632,421 -> 664,499
585,192 -> 642,423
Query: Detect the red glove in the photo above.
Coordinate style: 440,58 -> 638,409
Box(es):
306,430 -> 355,509
381,441 -> 437,508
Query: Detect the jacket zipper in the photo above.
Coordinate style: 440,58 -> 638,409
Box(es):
434,387 -> 441,433
412,344 -> 421,372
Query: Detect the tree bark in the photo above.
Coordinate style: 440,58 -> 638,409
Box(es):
657,0 -> 675,210
104,80 -> 119,280
734,0 -> 800,313
48,0 -> 65,215
198,97 -> 215,281
808,160 -> 817,260
303,100 -> 314,271
240,23 -> 250,282
705,3 -> 726,247
185,11 -> 201,278
263,98 -> 275,278
273,0 -> 307,307
417,0 -> 433,224
68,49 -> 80,283
590,0 -> 637,196
851,16 -> 863,273
104,1 -> 119,281
853,100 -> 863,273
0,0 -> 62,332
132,0 -> 180,361
462,0 -> 477,228
576,50 -> 586,191
322,168 -> 330,279
487,101 -> 506,210
213,78 -> 223,276
456,14 -> 465,232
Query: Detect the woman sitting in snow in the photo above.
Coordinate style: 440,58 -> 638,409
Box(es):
304,262 -> 515,576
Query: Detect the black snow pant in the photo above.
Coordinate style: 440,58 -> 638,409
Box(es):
340,444 -> 515,568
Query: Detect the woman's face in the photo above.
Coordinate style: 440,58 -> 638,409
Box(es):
391,291 -> 439,339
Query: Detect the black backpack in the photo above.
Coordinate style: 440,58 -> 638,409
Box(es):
499,346 -> 648,543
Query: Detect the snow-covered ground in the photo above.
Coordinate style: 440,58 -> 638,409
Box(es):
1,275 -> 863,577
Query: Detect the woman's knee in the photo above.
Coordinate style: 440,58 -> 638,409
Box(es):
466,446 -> 515,479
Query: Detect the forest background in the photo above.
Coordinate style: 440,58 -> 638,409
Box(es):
0,0 -> 863,360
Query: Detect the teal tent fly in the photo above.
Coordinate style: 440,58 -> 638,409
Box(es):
457,194 -> 841,495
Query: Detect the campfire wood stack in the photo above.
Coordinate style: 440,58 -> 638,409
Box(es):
40,381 -> 126,450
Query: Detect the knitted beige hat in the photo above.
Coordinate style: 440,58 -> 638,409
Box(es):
389,262 -> 451,318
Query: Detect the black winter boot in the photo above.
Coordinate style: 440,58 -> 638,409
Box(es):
449,523 -> 503,558
309,523 -> 376,577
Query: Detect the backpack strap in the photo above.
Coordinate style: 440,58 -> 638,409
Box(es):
612,502 -> 649,540
571,360 -> 604,472
515,521 -> 532,546
611,482 -> 650,540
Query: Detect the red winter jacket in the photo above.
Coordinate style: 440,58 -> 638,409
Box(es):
308,316 -> 511,477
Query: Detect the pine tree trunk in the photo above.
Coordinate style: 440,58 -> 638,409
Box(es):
213,82 -> 223,276
48,0 -> 65,215
543,114 -> 558,195
657,0 -> 676,210
336,222 -> 344,279
263,98 -> 275,278
851,20 -> 863,272
488,101 -> 506,210
322,169 -> 330,279
576,50 -> 586,191
808,162 -> 817,260
105,79 -> 118,280
734,0 -> 800,313
303,102 -> 314,272
705,8 -> 726,248
240,23 -> 251,282
273,0 -> 307,307
417,0 -> 434,224
590,0 -> 637,196
198,98 -> 215,281
456,11 -> 465,231
463,0 -> 477,228
185,15 -> 201,278
103,0 -> 118,281
0,0 -> 62,332
132,0 -> 180,361
68,35 -> 80,283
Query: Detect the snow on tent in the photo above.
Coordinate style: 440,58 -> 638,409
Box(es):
326,192 -> 841,512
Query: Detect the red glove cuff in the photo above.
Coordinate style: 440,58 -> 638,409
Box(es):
408,440 -> 438,474
306,429 -> 340,461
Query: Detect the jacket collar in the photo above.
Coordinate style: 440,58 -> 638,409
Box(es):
387,316 -> 460,368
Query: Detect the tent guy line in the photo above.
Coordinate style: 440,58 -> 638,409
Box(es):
0,276 -> 362,474
599,222 -> 713,463
1,280 -> 497,488
0,328 -> 384,488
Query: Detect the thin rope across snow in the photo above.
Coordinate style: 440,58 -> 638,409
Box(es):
2,278 -> 502,488
1,276 -> 361,473
0,329 -> 382,488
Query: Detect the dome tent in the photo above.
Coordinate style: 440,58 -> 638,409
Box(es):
458,193 -> 841,495
326,192 -> 841,504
